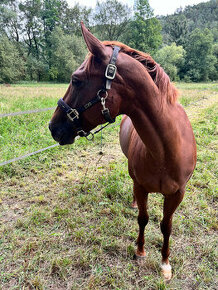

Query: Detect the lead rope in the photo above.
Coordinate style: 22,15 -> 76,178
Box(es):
100,125 -> 103,155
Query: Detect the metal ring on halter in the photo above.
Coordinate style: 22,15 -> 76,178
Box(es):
85,131 -> 94,141
97,89 -> 108,99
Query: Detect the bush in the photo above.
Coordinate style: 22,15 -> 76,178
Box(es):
155,43 -> 185,81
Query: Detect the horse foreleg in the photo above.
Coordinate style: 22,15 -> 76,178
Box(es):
160,190 -> 184,280
134,182 -> 149,258
131,191 -> 138,209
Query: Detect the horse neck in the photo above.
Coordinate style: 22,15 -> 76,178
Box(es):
126,82 -> 178,160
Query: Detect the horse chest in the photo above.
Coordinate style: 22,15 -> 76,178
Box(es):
128,145 -> 181,194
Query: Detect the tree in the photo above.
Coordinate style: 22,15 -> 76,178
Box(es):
0,0 -> 92,82
41,0 -> 63,40
124,0 -> 162,55
160,0 -> 218,44
183,28 -> 216,82
62,3 -> 92,36
209,43 -> 218,81
161,13 -> 188,46
48,27 -> 87,82
93,0 -> 131,40
0,35 -> 25,83
155,43 -> 186,81
0,0 -> 22,42
19,0 -> 43,51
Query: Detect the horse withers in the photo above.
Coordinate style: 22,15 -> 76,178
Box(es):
49,23 -> 197,280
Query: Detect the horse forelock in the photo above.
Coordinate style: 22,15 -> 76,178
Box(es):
102,41 -> 178,105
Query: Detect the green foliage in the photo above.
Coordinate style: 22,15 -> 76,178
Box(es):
41,0 -> 63,37
48,27 -> 87,82
0,0 -> 22,41
127,18 -> 162,55
26,55 -> 49,81
0,35 -> 25,83
183,0 -> 218,40
0,0 -> 91,83
183,28 -> 216,82
159,0 -> 218,82
125,0 -> 162,54
155,43 -> 185,81
161,13 -> 188,46
62,3 -> 91,36
93,0 -> 131,40
0,0 -> 217,83
48,27 -> 75,82
161,0 -> 218,44
209,43 -> 218,80
124,0 -> 162,55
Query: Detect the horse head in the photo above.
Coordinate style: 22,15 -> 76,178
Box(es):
49,22 -> 125,145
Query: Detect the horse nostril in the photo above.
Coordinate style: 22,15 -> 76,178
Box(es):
49,122 -> 65,142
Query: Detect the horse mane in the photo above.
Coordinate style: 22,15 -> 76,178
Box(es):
103,41 -> 178,105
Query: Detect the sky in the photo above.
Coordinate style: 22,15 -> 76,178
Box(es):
67,0 -> 209,16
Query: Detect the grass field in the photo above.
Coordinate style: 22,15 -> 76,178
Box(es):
0,82 -> 217,289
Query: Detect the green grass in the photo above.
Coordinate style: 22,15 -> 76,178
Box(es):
176,82 -> 218,106
0,82 -> 217,289
175,82 -> 218,91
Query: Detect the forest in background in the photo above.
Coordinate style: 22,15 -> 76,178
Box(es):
0,0 -> 217,83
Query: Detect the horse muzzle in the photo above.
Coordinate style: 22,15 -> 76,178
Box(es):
49,121 -> 76,145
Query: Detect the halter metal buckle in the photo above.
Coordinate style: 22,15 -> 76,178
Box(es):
67,109 -> 79,121
105,64 -> 117,80
77,130 -> 94,141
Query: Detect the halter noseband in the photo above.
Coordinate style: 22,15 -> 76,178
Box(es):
57,46 -> 120,140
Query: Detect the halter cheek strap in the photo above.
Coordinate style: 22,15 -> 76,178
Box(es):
57,45 -> 120,139
105,46 -> 120,90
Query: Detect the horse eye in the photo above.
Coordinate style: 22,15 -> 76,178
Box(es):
72,76 -> 82,87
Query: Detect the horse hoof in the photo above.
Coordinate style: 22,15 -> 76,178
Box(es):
161,263 -> 172,281
134,253 -> 146,265
133,253 -> 146,260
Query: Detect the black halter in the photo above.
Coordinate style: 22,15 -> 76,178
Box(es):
57,46 -> 120,140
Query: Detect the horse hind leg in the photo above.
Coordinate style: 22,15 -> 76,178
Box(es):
133,181 -> 149,258
160,190 -> 184,280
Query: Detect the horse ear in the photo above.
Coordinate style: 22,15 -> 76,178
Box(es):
81,22 -> 106,60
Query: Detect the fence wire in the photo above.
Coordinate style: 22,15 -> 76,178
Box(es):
1,94 -> 207,167
0,144 -> 59,166
0,107 -> 56,118
0,106 -> 59,166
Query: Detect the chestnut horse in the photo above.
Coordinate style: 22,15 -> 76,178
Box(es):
49,23 -> 196,280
